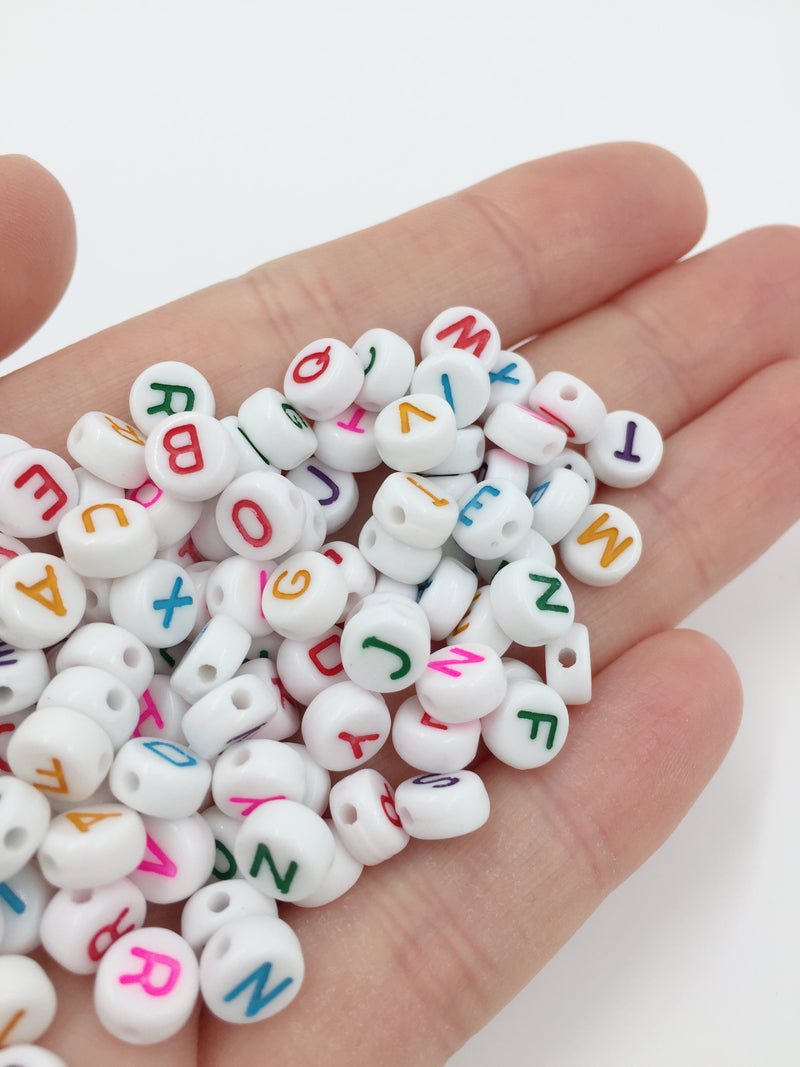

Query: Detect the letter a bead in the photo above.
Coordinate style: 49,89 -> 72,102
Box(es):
0,553 -> 86,650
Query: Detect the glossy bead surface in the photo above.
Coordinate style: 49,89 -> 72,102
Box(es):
585,409 -> 664,488
415,642 -> 506,723
7,705 -> 114,803
37,804 -> 147,890
0,448 -> 78,538
216,471 -> 305,560
416,556 -> 479,641
301,681 -> 391,771
0,777 -> 51,882
260,550 -> 348,640
134,675 -> 188,743
205,556 -> 275,637
110,738 -> 211,819
358,517 -> 442,585
483,447 -> 530,493
128,813 -> 216,904
211,739 -> 306,819
484,350 -> 536,415
490,560 -> 575,646
531,446 -> 597,500
452,479 -> 533,560
0,553 -> 86,650
57,498 -> 158,579
0,862 -> 51,955
283,338 -> 364,421
391,694 -> 481,773
39,878 -> 147,974
446,586 -> 511,656
286,457 -> 359,535
559,503 -> 643,586
129,360 -> 216,434
181,674 -> 278,759
474,527 -> 556,582
145,412 -> 237,502
180,880 -> 277,952
221,415 -> 279,476
313,404 -> 380,472
420,424 -> 486,476
373,393 -> 458,473
66,411 -> 148,488
55,622 -> 154,697
235,798 -> 335,902
292,820 -> 363,907
529,467 -> 593,544
37,666 -> 139,750
481,678 -> 569,768
371,472 -> 459,550
275,627 -> 345,706
394,770 -> 490,839
0,644 -> 50,716
237,388 -> 317,471
0,1046 -> 67,1067
0,955 -> 57,1047
126,477 -> 203,551
420,306 -> 501,370
352,327 -> 416,411
169,615 -> 251,702
545,622 -> 592,705
109,559 -> 198,647
483,402 -> 567,465
327,768 -> 409,866
411,347 -> 491,427
340,593 -> 431,693
528,370 -> 607,444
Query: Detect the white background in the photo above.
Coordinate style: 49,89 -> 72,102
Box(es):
3,3 -> 799,1063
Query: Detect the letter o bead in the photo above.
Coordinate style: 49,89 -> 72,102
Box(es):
0,955 -> 57,1047
216,471 -> 306,560
94,926 -> 199,1045
394,771 -> 491,840
200,915 -> 304,1023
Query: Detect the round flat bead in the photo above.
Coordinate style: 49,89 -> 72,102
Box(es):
420,306 -> 501,370
483,402 -> 567,465
483,447 -> 530,493
420,424 -> 486,476
181,674 -> 278,759
7,705 -> 114,803
186,561 -> 215,639
145,412 -> 237,502
0,448 -> 78,538
411,348 -> 491,427
37,666 -> 139,750
110,738 -> 211,819
0,554 -> 86,650
283,742 -> 331,816
529,467 -> 593,544
445,586 -> 511,656
481,678 -> 569,768
205,556 -> 274,638
129,360 -> 216,434
181,881 -> 277,952
237,388 -> 317,471
109,559 -> 198,647
66,412 -> 148,488
358,516 -> 442,585
260,550 -> 348,640
530,447 -> 597,501
301,681 -> 390,771
283,338 -> 364,421
452,479 -> 533,560
474,527 -> 556,582
74,466 -> 122,506
340,593 -> 430,693
275,626 -> 345,706
320,541 -> 375,609
126,478 -> 203,550
221,415 -> 279,476
211,739 -> 306,820
57,498 -> 158,579
371,472 -> 459,550
559,503 -> 643,586
286,457 -> 359,535
490,560 -> 575,647
483,350 -> 536,415
37,804 -> 147,890
394,770 -> 490,839
216,471 -> 306,560
0,955 -> 57,1047
417,556 -> 479,641
415,642 -> 506,724
327,768 -> 409,866
289,488 -> 327,552
313,404 -> 380,472
585,409 -> 664,488
292,819 -> 363,907
234,798 -> 335,902
234,660 -> 301,742
0,532 -> 29,569
134,675 -> 188,743
128,813 -> 216,904
169,615 -> 251,703
353,327 -> 416,411
94,926 -> 199,1044
373,393 -> 458,473
55,622 -> 154,698
0,1046 -> 67,1067
0,778 -> 51,881
200,805 -> 242,882
199,915 -> 304,1023
0,644 -> 49,716
528,370 -> 607,444
544,622 -> 592,705
391,695 -> 481,773
39,878 -> 147,974
0,862 -> 52,955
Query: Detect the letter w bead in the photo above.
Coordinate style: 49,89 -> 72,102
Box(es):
576,512 -> 635,568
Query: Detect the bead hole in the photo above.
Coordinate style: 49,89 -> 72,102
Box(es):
107,688 -> 125,711
123,646 -> 141,667
4,826 -> 26,849
339,803 -> 358,825
71,888 -> 93,904
209,890 -> 230,913
199,664 -> 218,684
215,935 -> 231,958
231,688 -> 252,710
0,686 -> 12,705
559,384 -> 579,401
210,586 -> 224,606
558,648 -> 577,668
389,505 -> 406,526
232,746 -> 251,765
501,521 -> 518,540
124,770 -> 140,791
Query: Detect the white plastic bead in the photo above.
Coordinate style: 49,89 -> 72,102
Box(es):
416,556 -> 479,641
415,642 -> 506,724
359,516 -> 442,585
216,471 -> 306,560
234,798 -> 335,902
420,306 -> 501,370
301,681 -> 391,771
474,527 -> 556,582
411,348 -> 491,427
260,550 -> 348,641
129,360 -> 216,434
0,644 -> 49,716
0,533 -> 28,568
200,805 -> 242,881
420,424 -> 486,476
483,402 -> 567,465
181,674 -> 278,759
286,458 -> 359,535
0,554 -> 86,650
483,350 -> 536,415
169,615 -> 251,703
37,666 -> 139,750
373,574 -> 417,600
37,804 -> 147,890
529,467 -> 593,544
181,881 -> 278,952
0,448 -> 78,538
528,370 -> 607,444
394,770 -> 490,840
371,471 -> 459,550
274,626 -> 345,706
0,778 -> 51,882
199,915 -> 304,1023
352,327 -> 416,411
312,404 -> 380,472
94,926 -> 199,1044
490,559 -> 575,647
545,622 -> 592,705
74,466 -> 122,505
205,556 -> 274,637
57,498 -> 158,579
211,740 -> 306,820
126,477 -> 203,550
7,705 -> 114,803
109,559 -> 198,647
445,586 -> 511,656
340,593 -> 430,693
283,742 -> 331,816
559,503 -> 643,586
0,709 -> 27,777
283,338 -> 364,421
185,560 -> 215,639
391,694 -> 481,773
80,575 -> 113,624
320,541 -> 375,610
483,447 -> 530,493
180,496 -> 231,562
531,446 -> 597,500
55,622 -> 154,698
0,956 -> 57,1047
134,675 -> 188,743
235,659 -> 301,742
291,488 -> 327,552
0,863 -> 51,955
144,412 -> 237,502
585,409 -> 664,488
481,678 -> 569,768
39,878 -> 147,974
221,415 -> 279,476
327,767 -> 409,866
129,813 -> 216,904
66,412 -> 148,488
452,479 -> 533,559
292,820 -> 363,907
110,738 -> 211,819
373,393 -> 458,473
237,388 -> 317,471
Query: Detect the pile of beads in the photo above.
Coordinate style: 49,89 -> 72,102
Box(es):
0,306 -> 662,1057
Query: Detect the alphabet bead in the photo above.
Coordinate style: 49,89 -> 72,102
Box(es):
411,347 -> 491,427
284,338 -> 364,421
373,393 -> 458,473
7,705 -> 114,803
180,881 -> 277,952
528,370 -> 607,444
199,914 -> 304,1023
481,678 -> 569,768
484,351 -> 536,415
126,477 -> 203,550
181,674 -> 278,759
545,622 -> 592,705
286,457 -> 359,535
531,446 -> 597,500
110,738 -> 211,819
292,820 -> 363,907
128,813 -> 216,904
358,516 -> 442,585
234,659 -> 301,742
312,404 -> 380,473
352,327 -> 416,411
39,878 -> 147,974
559,502 -> 643,586
94,926 -> 199,1044
420,306 -> 501,370
340,593 -> 431,693
55,622 -> 154,698
0,778 -> 51,882
371,471 -> 459,550
327,767 -> 409,866
37,666 -> 139,750
216,471 -> 306,560
134,675 -> 189,743
391,695 -> 481,773
483,447 -> 531,493
109,559 -> 198,648
301,681 -> 391,771
211,739 -> 306,820
0,955 -> 57,1047
260,550 -> 348,641
37,804 -> 147,890
200,805 -> 242,882
169,615 -> 251,703
0,533 -> 28,569
529,467 -> 593,545
585,409 -> 664,488
66,412 -> 148,489
283,742 -> 331,816
0,862 -> 51,955
205,556 -> 275,637
394,770 -> 491,840
446,585 -> 512,656
237,388 -> 317,471
57,498 -> 159,579
420,423 -> 486,476
0,644 -> 50,716
473,527 -> 555,582
490,559 -> 575,647
0,554 -> 86,650
416,556 -> 479,641
220,415 -> 278,476
415,643 -> 507,724
129,360 -> 216,434
0,448 -> 78,538
483,402 -> 567,465
145,412 -> 237,502
452,479 -> 533,560
274,626 -> 345,706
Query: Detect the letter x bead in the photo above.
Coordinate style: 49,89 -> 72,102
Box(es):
0,553 -> 86,650
0,955 -> 57,1047
394,770 -> 491,840
420,306 -> 501,370
0,447 -> 78,538
94,926 -> 199,1045
528,370 -> 607,445
352,327 -> 416,411
327,768 -> 409,866
199,915 -> 304,1023
39,878 -> 148,974
109,560 -> 198,647
559,502 -> 643,587
57,498 -> 159,579
180,881 -> 277,953
128,360 -> 216,434
490,559 -> 575,647
144,412 -> 238,502
415,642 -> 507,724
55,622 -> 155,698
301,681 -> 391,771
36,804 -> 147,890
391,694 -> 481,773
283,338 -> 364,421
481,678 -> 569,768
373,393 -> 458,473
585,409 -> 664,488
0,777 -> 51,882
340,593 -> 431,693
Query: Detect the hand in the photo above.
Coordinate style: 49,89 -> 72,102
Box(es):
2,144 -> 799,1066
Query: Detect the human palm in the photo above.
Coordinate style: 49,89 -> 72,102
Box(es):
2,143 -> 799,1066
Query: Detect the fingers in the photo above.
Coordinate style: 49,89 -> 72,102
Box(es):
0,142 -> 705,450
0,155 -> 76,359
200,628 -> 741,1066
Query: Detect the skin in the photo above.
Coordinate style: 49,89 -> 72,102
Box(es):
1,143 -> 799,1066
